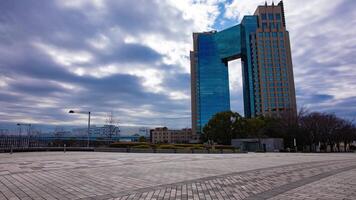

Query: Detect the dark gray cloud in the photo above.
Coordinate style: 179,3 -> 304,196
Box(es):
0,0 -> 355,129
219,0 -> 356,120
98,43 -> 162,64
296,93 -> 334,104
0,0 -> 192,127
281,0 -> 356,119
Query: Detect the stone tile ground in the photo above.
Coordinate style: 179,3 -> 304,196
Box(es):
0,152 -> 355,199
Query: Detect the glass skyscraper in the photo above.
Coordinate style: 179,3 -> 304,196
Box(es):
191,1 -> 297,134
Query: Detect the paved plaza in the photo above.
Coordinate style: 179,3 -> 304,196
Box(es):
0,152 -> 355,200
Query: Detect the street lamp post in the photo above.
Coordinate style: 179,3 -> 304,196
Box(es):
87,112 -> 91,147
69,110 -> 91,148
17,123 -> 31,147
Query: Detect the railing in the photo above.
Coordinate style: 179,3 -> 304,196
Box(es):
0,146 -> 95,153
0,146 -> 244,154
95,147 -> 242,154
0,136 -> 49,149
0,135 -> 119,149
0,136 -> 244,154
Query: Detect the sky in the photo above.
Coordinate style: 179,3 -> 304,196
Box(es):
0,0 -> 355,129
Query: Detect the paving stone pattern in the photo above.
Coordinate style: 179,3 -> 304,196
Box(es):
0,152 -> 355,199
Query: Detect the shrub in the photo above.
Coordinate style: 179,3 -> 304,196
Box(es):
173,144 -> 206,148
132,145 -> 152,149
110,142 -> 148,148
214,145 -> 236,150
189,146 -> 204,150
173,144 -> 193,148
255,149 -> 266,153
157,144 -> 184,149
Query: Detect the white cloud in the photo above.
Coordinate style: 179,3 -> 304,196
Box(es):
0,76 -> 10,88
224,0 -> 356,116
1,0 -> 355,127
129,69 -> 164,93
121,0 -> 223,74
33,42 -> 93,67
168,0 -> 222,31
169,91 -> 190,100
56,0 -> 105,10
225,0 -> 266,21
87,34 -> 110,50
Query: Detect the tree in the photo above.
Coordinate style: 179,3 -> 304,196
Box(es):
138,136 -> 147,142
266,108 -> 307,149
299,112 -> 323,151
241,117 -> 266,150
201,109 -> 356,152
298,111 -> 355,152
202,111 -> 243,145
337,119 -> 356,152
105,112 -> 120,139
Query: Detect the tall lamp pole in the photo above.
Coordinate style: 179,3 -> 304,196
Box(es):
17,123 -> 31,147
69,110 -> 91,148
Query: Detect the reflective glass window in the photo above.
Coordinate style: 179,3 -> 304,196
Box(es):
261,14 -> 267,20
268,13 -> 274,20
262,23 -> 267,30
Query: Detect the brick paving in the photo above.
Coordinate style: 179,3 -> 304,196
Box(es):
268,168 -> 356,200
0,152 -> 355,199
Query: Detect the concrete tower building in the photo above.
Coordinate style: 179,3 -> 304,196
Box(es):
190,1 -> 297,134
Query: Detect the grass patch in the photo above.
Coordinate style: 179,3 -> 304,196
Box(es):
110,142 -> 239,152
110,142 -> 149,148
132,144 -> 152,149
157,144 -> 184,149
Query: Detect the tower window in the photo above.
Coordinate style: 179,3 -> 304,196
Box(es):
262,23 -> 267,30
261,14 -> 267,20
268,13 -> 274,20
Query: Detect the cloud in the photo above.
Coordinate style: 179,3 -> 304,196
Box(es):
0,0 -> 223,128
222,0 -> 356,119
0,0 -> 355,130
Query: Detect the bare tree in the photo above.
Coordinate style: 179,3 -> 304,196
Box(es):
337,119 -> 356,152
299,112 -> 355,152
105,112 -> 120,139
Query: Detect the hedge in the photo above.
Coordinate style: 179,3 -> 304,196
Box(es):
157,144 -> 185,149
132,144 -> 152,149
213,145 -> 236,150
110,142 -> 149,148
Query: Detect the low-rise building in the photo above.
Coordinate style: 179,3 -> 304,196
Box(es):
231,138 -> 284,152
150,127 -> 194,144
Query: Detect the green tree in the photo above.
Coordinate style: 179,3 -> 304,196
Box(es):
138,136 -> 147,142
202,111 -> 243,145
241,117 -> 266,150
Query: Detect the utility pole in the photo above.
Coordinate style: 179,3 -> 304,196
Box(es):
69,110 -> 91,148
17,123 -> 31,148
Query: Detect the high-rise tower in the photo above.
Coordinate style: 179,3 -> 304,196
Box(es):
190,1 -> 297,134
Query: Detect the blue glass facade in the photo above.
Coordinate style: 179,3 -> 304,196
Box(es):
191,1 -> 297,134
196,33 -> 230,132
192,19 -> 258,133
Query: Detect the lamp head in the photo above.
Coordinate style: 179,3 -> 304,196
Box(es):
69,110 -> 75,114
